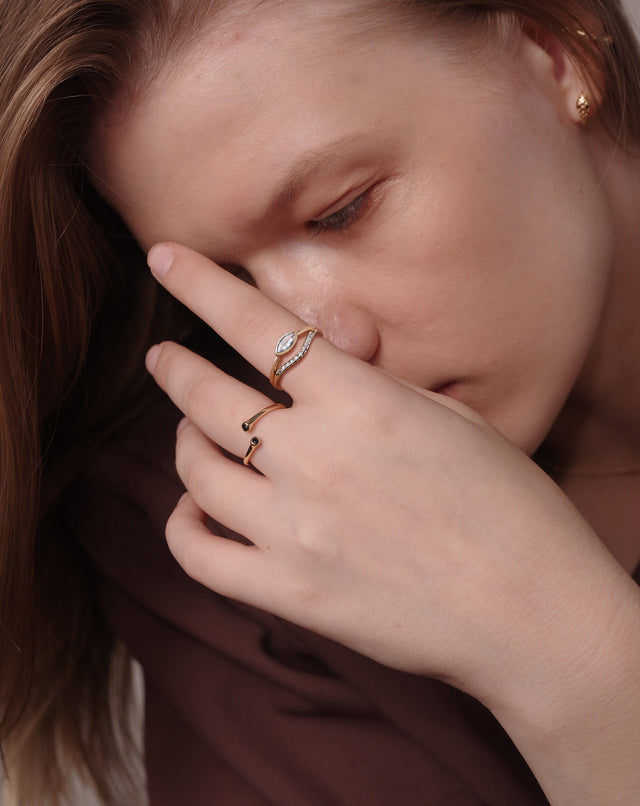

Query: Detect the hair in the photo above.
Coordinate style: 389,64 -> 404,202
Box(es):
1,0 -> 639,803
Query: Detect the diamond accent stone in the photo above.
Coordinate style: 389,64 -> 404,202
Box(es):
275,331 -> 317,375
275,331 -> 297,355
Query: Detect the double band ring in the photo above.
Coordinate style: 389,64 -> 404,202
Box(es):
241,403 -> 286,467
243,325 -> 320,466
269,326 -> 322,389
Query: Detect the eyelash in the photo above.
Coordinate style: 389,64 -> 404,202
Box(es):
307,190 -> 371,236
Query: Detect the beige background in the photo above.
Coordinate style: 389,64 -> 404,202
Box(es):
627,0 -> 640,32
1,1 -> 639,804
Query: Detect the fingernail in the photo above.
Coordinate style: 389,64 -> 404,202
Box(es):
145,344 -> 162,373
176,417 -> 189,436
147,244 -> 174,277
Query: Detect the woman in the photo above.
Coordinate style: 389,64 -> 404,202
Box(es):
2,1 -> 640,804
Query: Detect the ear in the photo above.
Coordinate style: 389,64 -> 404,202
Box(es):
519,21 -> 604,126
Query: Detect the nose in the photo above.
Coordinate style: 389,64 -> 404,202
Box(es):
249,255 -> 380,363
307,305 -> 380,362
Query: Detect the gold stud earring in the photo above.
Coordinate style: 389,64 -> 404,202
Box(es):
576,93 -> 592,125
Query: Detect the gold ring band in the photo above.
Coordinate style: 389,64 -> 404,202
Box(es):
241,403 -> 286,433
269,326 -> 322,389
243,436 -> 262,467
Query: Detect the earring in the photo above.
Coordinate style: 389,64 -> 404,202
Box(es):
576,93 -> 592,125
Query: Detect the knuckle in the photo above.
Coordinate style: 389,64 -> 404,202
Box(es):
182,374 -> 217,421
180,453 -> 213,503
332,376 -> 399,440
166,516 -> 204,581
277,574 -> 320,614
291,520 -> 344,570
179,539 -> 206,581
310,456 -> 348,494
234,304 -> 278,346
165,511 -> 187,564
351,394 -> 398,439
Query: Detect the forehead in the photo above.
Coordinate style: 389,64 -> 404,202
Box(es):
89,1 -> 511,264
89,2 -> 420,246
95,0 -> 399,151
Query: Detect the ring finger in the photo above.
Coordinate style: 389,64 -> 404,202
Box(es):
175,420 -> 279,543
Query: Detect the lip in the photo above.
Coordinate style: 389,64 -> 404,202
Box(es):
432,381 -> 458,398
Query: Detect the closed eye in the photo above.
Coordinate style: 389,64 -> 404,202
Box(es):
307,189 -> 371,236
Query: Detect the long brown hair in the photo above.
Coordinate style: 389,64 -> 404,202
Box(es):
0,2 -> 209,803
1,1 -> 638,804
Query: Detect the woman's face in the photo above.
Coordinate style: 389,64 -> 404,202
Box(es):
92,2 -> 613,454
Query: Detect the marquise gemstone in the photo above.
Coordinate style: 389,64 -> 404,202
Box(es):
275,331 -> 297,355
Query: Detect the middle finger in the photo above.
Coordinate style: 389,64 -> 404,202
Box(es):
146,340 -> 287,462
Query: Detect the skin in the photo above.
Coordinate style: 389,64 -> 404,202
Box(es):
90,2 -> 640,803
93,4 -> 616,456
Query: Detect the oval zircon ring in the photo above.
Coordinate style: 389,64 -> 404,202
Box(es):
269,326 -> 322,389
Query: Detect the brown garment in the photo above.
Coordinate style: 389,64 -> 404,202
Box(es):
65,400 -> 552,805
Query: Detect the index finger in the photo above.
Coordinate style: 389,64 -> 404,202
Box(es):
147,242 -> 328,395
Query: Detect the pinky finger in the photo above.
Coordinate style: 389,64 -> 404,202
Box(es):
166,493 -> 269,605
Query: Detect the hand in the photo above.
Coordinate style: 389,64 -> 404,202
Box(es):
144,242 -> 636,710
146,242 -> 640,803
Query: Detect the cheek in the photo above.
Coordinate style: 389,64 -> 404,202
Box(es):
428,110 -> 608,328
384,154 -> 609,450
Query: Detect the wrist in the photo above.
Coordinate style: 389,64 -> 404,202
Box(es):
490,573 -> 640,805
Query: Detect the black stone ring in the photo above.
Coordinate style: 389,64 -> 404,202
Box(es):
243,436 -> 262,467
241,403 -> 286,433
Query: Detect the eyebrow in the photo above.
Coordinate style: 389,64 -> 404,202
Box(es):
267,133 -> 363,216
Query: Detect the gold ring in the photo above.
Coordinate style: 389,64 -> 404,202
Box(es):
241,403 -> 286,433
243,436 -> 262,467
269,326 -> 322,389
